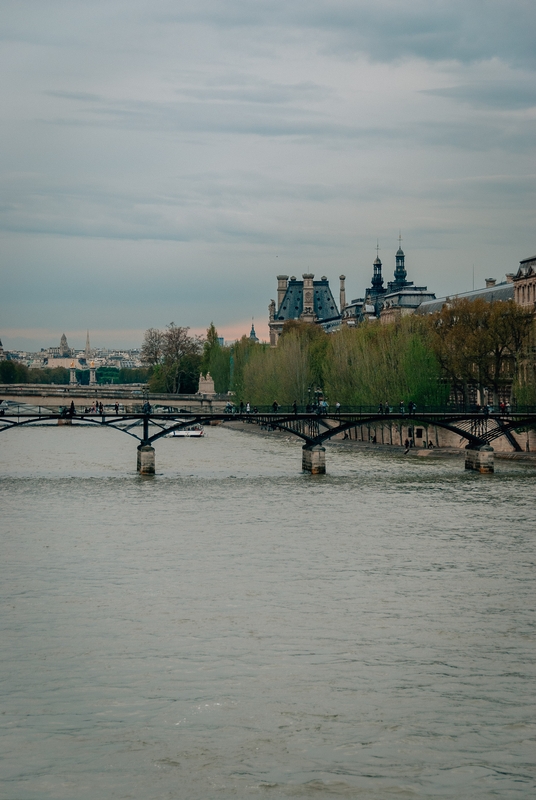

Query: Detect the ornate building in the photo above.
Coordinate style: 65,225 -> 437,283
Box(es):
513,255 -> 536,309
416,277 -> 514,316
59,333 -> 71,357
269,274 -> 342,346
341,241 -> 435,326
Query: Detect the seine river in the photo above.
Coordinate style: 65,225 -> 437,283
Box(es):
1,424 -> 535,799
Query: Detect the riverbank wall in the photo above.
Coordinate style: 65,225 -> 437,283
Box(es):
224,420 -> 536,461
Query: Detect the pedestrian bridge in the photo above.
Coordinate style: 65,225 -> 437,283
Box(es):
1,401 -> 535,474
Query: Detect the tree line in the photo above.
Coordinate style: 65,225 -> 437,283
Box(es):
3,300 -> 534,404
0,361 -> 151,386
194,298 -> 535,407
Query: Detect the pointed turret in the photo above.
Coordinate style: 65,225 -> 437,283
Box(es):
371,255 -> 384,294
393,232 -> 407,287
249,320 -> 259,343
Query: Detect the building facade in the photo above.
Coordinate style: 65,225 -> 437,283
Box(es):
341,243 -> 435,327
513,255 -> 536,310
416,276 -> 515,316
269,274 -> 342,346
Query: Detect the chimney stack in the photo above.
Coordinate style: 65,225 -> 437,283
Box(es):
277,275 -> 289,309
485,278 -> 497,288
339,275 -> 346,311
302,273 -> 315,321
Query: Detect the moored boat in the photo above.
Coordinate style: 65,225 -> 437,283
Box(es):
165,425 -> 204,438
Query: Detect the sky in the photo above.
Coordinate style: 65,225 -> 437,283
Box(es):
1,0 -> 535,350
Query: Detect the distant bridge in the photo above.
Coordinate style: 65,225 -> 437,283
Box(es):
1,402 -> 535,474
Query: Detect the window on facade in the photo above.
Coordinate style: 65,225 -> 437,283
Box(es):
416,428 -> 423,438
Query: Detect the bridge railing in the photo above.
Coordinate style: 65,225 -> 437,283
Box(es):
210,403 -> 536,417
2,401 -> 536,417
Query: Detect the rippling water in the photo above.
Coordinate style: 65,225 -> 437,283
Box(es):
1,424 -> 535,799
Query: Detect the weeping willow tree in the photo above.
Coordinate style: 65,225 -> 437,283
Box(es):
323,317 -> 447,407
240,322 -> 327,405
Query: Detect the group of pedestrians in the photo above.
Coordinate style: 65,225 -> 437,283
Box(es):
378,401 -> 417,415
82,401 -> 105,414
79,401 -> 122,415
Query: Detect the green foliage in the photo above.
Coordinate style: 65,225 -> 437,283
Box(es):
76,368 -> 89,385
237,316 -> 446,407
0,360 -> 30,383
96,366 -> 120,384
200,323 -> 231,393
230,336 -> 265,401
209,346 -> 231,394
141,323 -> 203,393
427,298 -> 533,404
118,367 -> 152,384
148,354 -> 201,394
200,322 -> 219,376
323,317 -> 446,407
26,366 -> 70,384
238,325 -> 327,406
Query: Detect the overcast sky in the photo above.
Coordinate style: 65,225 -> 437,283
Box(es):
1,0 -> 535,349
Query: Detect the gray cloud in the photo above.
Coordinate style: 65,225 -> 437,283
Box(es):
423,82 -> 536,110
155,0 -> 536,67
1,0 -> 535,347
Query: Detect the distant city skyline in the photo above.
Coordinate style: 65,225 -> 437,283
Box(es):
1,321 -> 260,353
2,1 -> 535,350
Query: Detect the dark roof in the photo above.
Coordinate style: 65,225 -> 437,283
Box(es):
516,256 -> 536,278
277,278 -> 340,322
416,281 -> 514,315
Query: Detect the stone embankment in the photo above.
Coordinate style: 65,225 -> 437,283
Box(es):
223,420 -> 536,464
0,384 -> 228,411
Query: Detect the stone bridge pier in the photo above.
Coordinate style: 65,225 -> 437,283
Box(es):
465,444 -> 494,473
137,444 -> 155,475
302,444 -> 326,474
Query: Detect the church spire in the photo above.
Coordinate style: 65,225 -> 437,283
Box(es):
249,319 -> 259,342
371,241 -> 384,294
394,231 -> 407,285
85,330 -> 91,360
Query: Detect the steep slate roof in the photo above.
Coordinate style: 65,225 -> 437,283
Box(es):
416,281 -> 514,315
515,255 -> 536,278
277,277 -> 340,322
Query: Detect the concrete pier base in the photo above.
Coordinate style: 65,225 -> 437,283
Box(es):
465,445 -> 494,473
137,444 -> 155,475
302,444 -> 326,474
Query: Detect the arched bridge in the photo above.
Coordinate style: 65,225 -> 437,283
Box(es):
1,401 -> 535,474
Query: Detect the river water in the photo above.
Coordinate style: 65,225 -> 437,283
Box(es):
1,423 -> 535,799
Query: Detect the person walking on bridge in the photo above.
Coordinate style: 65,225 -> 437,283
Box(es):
272,401 -> 278,413
293,400 -> 298,415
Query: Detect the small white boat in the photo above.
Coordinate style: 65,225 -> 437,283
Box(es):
165,426 -> 204,438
